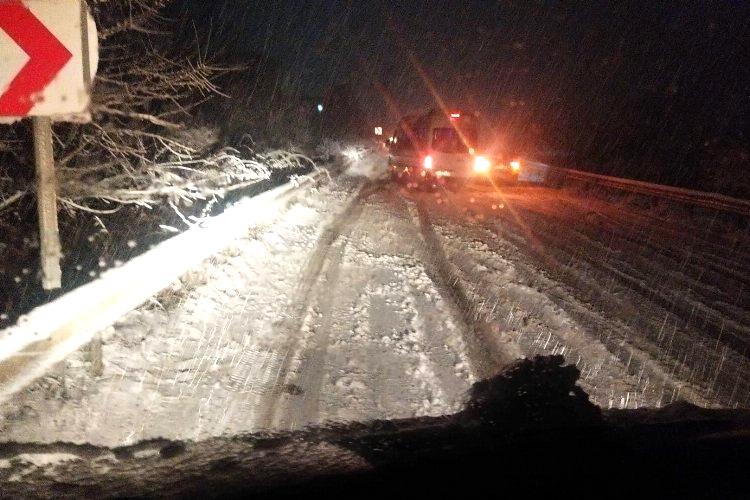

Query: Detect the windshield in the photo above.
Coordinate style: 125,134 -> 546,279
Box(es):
0,1 -> 748,493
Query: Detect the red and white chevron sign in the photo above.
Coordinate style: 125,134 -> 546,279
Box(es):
0,0 -> 97,120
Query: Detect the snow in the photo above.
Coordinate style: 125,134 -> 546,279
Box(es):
10,453 -> 80,468
419,183 -> 749,409
0,155 -> 473,446
517,160 -> 551,183
1,152 -> 747,448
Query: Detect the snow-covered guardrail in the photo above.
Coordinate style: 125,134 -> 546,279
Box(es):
0,170 -> 327,405
545,165 -> 750,216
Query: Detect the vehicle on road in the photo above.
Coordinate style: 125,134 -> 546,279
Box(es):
387,109 -> 520,190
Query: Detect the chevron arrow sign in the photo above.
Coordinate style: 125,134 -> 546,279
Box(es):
0,0 -> 97,121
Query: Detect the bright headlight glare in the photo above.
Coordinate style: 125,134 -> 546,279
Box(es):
474,156 -> 491,174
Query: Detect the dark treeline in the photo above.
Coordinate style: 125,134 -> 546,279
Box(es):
164,1 -> 748,194
164,1 -> 368,147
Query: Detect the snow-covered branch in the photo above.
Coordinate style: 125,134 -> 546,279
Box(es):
57,148 -> 315,211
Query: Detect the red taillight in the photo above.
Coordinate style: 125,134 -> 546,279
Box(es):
423,155 -> 433,169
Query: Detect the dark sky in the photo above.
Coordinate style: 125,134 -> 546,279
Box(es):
173,0 -> 749,179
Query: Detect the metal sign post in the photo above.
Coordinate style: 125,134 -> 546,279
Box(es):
32,117 -> 62,289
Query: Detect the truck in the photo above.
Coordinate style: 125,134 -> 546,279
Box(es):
387,109 -> 520,190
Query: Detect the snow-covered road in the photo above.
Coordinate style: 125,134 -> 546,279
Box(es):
421,181 -> 750,410
2,151 -> 749,446
0,154 -> 484,445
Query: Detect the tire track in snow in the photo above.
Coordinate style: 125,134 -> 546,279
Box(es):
264,182 -> 479,429
316,187 -> 475,422
275,235 -> 350,430
255,180 -> 384,430
404,193 -> 518,378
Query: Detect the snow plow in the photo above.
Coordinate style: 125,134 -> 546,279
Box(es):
387,109 -> 520,190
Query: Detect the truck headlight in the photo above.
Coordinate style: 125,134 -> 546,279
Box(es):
474,156 -> 491,174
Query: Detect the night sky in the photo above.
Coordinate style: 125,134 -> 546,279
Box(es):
173,0 -> 749,182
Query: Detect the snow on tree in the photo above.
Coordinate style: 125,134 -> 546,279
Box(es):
0,0 -> 310,217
